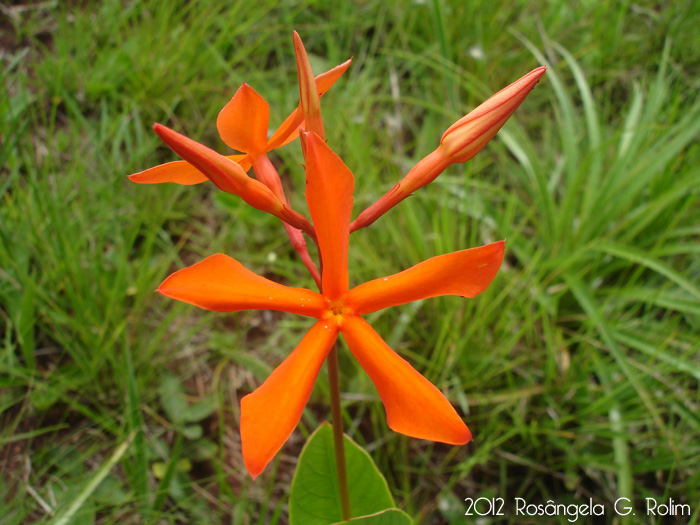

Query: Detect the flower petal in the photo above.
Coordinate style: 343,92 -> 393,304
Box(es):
127,155 -> 251,185
341,315 -> 470,444
128,160 -> 208,185
346,241 -> 505,314
314,57 -> 353,97
241,319 -> 339,478
217,84 -> 270,155
266,107 -> 304,151
301,132 -> 354,299
157,253 -> 326,317
266,58 -> 353,151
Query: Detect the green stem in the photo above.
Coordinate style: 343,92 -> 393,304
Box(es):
327,343 -> 351,521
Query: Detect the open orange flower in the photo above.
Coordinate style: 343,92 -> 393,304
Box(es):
127,58 -> 351,187
157,131 -> 505,478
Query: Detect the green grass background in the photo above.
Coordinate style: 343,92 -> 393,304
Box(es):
2,0 -> 699,523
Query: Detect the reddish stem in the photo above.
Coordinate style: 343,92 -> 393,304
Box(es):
350,148 -> 451,232
252,154 -> 321,286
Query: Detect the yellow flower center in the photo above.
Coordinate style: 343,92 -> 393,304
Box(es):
324,297 -> 354,325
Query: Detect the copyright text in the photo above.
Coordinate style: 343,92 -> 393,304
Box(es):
463,497 -> 690,521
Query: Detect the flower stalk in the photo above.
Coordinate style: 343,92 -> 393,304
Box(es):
327,342 -> 351,521
252,154 -> 321,287
350,149 -> 451,232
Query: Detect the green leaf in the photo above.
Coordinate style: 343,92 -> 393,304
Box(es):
332,509 -> 412,525
289,423 -> 395,525
159,371 -> 187,425
183,401 -> 216,423
92,476 -> 129,505
182,424 -> 203,440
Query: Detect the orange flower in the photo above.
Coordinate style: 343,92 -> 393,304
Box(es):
129,45 -> 352,287
157,131 -> 505,478
127,58 -> 351,187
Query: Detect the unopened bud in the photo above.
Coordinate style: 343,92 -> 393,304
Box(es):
293,31 -> 325,139
440,66 -> 546,162
153,123 -> 314,236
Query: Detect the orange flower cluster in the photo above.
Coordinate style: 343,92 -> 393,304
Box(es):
130,32 -> 545,478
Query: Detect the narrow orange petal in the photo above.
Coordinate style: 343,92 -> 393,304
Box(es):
236,154 -> 253,172
315,57 -> 353,97
266,107 -> 304,151
301,132 -> 354,299
128,160 -> 208,185
241,320 -> 339,478
157,253 -> 326,318
217,84 -> 270,155
347,241 -> 505,314
293,31 -> 324,139
341,315 -> 471,444
128,154 -> 250,185
266,58 -> 352,151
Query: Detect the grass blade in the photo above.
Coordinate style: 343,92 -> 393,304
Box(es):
51,432 -> 135,525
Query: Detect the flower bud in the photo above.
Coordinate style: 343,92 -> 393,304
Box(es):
153,123 -> 314,236
350,67 -> 545,232
293,31 -> 325,139
440,66 -> 546,163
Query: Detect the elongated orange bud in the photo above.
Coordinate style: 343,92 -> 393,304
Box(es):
293,31 -> 325,139
153,124 -> 315,236
351,67 -> 545,231
267,57 -> 352,150
440,66 -> 546,162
